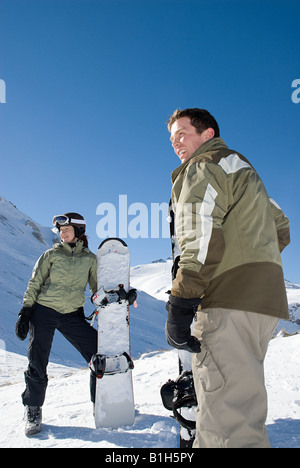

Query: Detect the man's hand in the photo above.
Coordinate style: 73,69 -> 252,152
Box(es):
165,295 -> 201,353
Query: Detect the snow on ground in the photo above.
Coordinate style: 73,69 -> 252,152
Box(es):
265,335 -> 300,448
0,197 -> 299,448
0,348 -> 178,448
0,335 -> 299,448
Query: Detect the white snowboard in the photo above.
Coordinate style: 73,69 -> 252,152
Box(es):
94,238 -> 135,429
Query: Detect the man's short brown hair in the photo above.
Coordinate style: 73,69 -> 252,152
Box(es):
167,108 -> 220,137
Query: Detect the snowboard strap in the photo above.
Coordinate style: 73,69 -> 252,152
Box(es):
91,284 -> 126,307
160,371 -> 197,431
91,285 -> 136,308
87,285 -> 137,325
89,352 -> 134,379
85,309 -> 99,326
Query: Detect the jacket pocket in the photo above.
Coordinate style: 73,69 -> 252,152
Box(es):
193,344 -> 225,393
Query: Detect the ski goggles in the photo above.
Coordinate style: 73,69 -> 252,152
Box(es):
52,215 -> 86,227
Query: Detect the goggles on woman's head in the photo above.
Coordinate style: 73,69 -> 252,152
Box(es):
52,215 -> 86,227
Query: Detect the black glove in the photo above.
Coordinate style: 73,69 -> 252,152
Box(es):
15,306 -> 34,341
165,295 -> 201,353
117,286 -> 137,305
127,289 -> 137,306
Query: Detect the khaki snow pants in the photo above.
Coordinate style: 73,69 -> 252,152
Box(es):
192,308 -> 278,448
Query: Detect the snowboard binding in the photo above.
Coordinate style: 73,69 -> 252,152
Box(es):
90,352 -> 134,379
160,371 -> 197,430
91,285 -> 137,307
87,286 -> 137,326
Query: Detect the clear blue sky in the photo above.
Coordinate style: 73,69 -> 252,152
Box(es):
1,0 -> 300,281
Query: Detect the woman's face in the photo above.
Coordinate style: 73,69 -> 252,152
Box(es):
59,225 -> 77,243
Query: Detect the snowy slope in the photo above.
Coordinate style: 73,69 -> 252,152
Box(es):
0,335 -> 299,448
1,193 -> 299,364
0,195 -> 299,448
0,196 -> 170,366
131,260 -> 172,301
284,281 -> 300,335
0,196 -> 59,357
131,259 -> 300,337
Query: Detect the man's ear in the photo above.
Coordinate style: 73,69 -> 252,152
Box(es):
203,127 -> 215,141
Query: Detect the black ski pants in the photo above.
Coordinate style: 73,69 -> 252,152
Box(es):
22,303 -> 97,407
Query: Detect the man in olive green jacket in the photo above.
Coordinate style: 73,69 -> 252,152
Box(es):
165,108 -> 290,448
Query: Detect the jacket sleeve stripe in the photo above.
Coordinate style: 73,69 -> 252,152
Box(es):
197,183 -> 218,264
218,153 -> 251,174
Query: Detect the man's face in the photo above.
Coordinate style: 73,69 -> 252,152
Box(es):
170,117 -> 213,164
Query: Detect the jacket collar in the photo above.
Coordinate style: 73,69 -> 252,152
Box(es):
54,240 -> 84,254
171,137 -> 228,183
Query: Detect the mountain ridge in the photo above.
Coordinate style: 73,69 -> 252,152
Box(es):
1,194 -> 299,367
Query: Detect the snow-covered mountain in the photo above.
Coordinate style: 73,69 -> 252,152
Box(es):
1,194 -> 299,362
0,196 -> 59,357
0,196 -> 171,365
131,260 -> 300,337
0,195 -> 299,448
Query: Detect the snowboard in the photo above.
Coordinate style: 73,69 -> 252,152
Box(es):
160,346 -> 197,448
168,200 -> 197,448
91,238 -> 135,429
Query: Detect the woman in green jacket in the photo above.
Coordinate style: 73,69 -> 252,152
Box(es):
16,213 -> 98,437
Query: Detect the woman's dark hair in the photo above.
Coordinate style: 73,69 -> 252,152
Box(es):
81,234 -> 89,248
